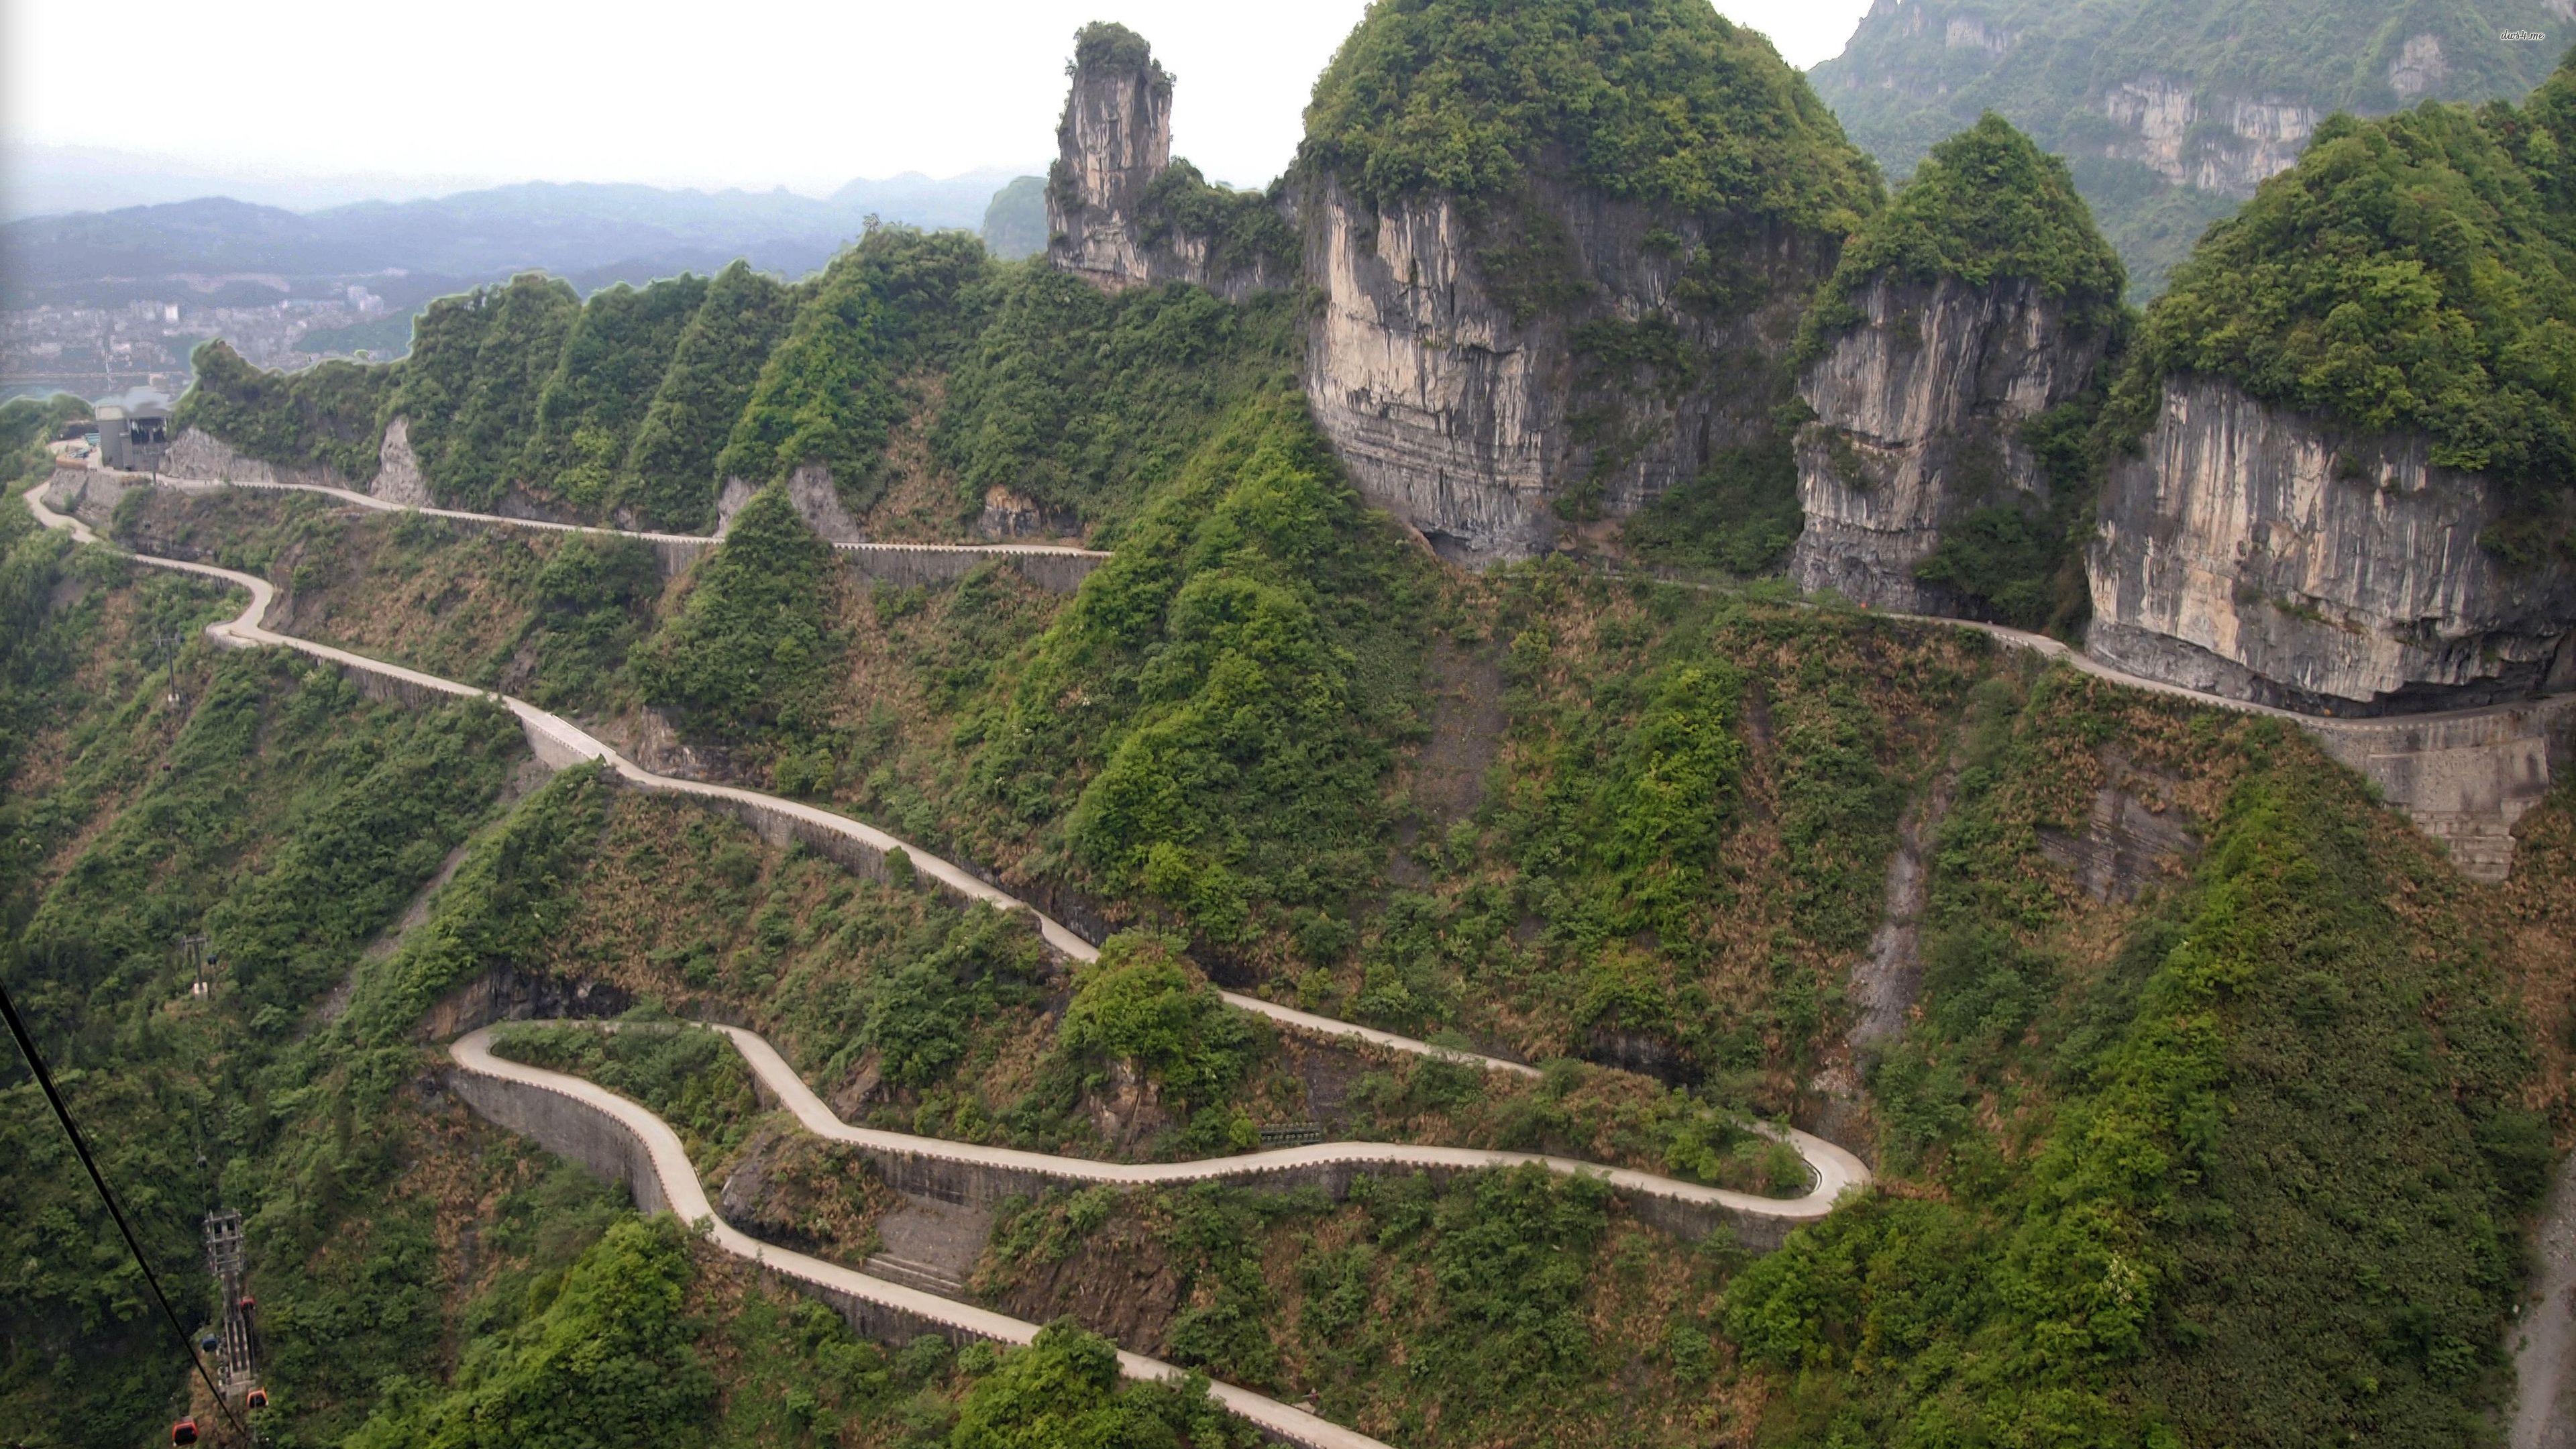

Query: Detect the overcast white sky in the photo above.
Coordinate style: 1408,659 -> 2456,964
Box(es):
3,0 -> 1876,198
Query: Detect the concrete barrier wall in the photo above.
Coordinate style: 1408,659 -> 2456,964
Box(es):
445,1069 -> 670,1216
837,544 -> 1103,594
723,1060 -> 1775,1248
454,1052 -> 1780,1319
676,786 -> 902,887
440,1069 -> 1004,1349
2304,694 -> 2576,881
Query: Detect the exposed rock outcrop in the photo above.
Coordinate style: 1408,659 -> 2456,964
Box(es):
1788,274 -> 2110,612
975,485 -> 1076,541
162,427 -> 352,490
2088,377 -> 2576,713
712,468 -> 863,543
161,419 -> 440,512
2104,76 -> 2318,199
2033,750 -> 2200,902
2389,33 -> 2452,102
1301,173 -> 1832,563
43,468 -> 138,531
1045,26 -> 1292,301
370,417 -> 433,506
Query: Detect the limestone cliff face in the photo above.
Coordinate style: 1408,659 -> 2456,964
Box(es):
1046,42 -> 1171,290
1044,37 -> 1291,301
1301,173 -> 1831,563
1787,274 -> 2109,612
2088,378 -> 2576,712
2103,75 -> 2319,199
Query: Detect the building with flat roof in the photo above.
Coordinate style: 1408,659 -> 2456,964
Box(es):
96,402 -> 170,473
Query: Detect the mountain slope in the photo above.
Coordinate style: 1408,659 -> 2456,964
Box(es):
1811,0 -> 2573,294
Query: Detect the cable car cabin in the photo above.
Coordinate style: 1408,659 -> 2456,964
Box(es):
246,1387 -> 268,1410
171,1419 -> 199,1446
237,1295 -> 255,1311
199,1334 -> 218,1353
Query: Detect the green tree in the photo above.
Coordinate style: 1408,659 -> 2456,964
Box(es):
1301,0 -> 1879,227
392,273 -> 583,508
342,1216 -> 715,1449
948,1320 -> 1244,1449
1057,933 -> 1263,1119
172,341 -> 393,480
1803,111 -> 2127,354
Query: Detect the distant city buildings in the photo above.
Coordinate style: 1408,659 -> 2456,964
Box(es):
0,284 -> 398,404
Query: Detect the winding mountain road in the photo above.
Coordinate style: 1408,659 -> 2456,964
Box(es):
473,1018 -> 1864,1219
142,471 -> 1110,566
32,467 -> 2575,1437
95,467 -> 2570,744
19,482 -> 1866,1448
447,1024 -> 1391,1449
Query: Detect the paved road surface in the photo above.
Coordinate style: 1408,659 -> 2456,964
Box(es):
22,483 -> 1867,1446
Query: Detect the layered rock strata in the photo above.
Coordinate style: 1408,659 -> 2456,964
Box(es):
2088,378 -> 2576,714
1788,274 -> 2110,612
1045,32 -> 1291,301
1301,174 -> 1831,563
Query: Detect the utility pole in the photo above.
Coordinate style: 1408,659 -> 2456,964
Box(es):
176,934 -> 215,1000
154,627 -> 189,706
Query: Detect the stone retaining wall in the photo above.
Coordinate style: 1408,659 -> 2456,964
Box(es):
441,1069 -> 996,1349
837,544 -> 1102,594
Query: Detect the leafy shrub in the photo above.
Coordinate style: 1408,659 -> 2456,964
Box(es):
490,1022 -> 759,1171
948,1320 -> 1250,1449
1621,412 -> 1811,576
341,1216 -> 716,1448
1800,111 -> 2125,361
717,227 -> 985,512
522,274 -> 710,511
1737,714 -> 2543,1444
854,904 -> 1049,1088
934,265 -> 1298,535
1057,933 -> 1265,1124
392,273 -> 583,508
174,341 -> 393,480
339,764 -> 608,1044
969,392 -> 1425,942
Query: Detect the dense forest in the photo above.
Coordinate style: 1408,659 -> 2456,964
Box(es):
173,228 -> 1301,548
13,11 -> 2576,1449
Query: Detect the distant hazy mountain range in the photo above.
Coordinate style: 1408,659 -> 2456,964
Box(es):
1,168 -> 1046,312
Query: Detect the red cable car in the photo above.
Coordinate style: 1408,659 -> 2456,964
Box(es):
246,1387 -> 268,1410
237,1295 -> 255,1311
171,1420 -> 199,1446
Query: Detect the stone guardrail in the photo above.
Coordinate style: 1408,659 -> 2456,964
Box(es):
73,470 -> 2569,874
444,1028 -> 1385,1449
20,482 -> 1868,1441
477,1018 -> 1855,1247
61,470 -> 1110,592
